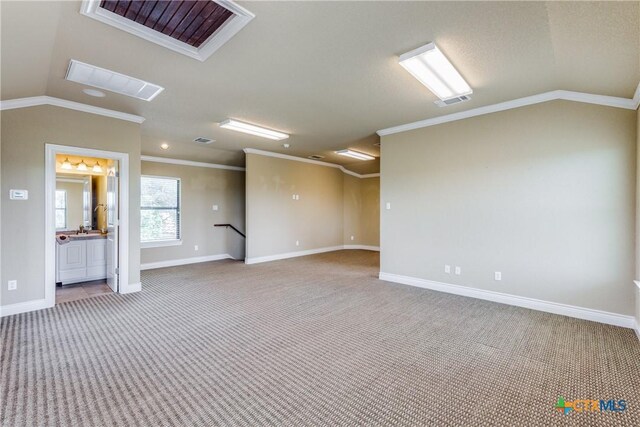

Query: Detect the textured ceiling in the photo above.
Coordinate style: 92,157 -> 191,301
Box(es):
1,1 -> 639,174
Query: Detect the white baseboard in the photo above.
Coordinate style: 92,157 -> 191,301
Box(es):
245,246 -> 343,265
379,272 -> 635,329
635,320 -> 640,341
245,245 -> 381,265
119,281 -> 141,294
0,298 -> 54,318
141,254 -> 234,271
343,245 -> 380,251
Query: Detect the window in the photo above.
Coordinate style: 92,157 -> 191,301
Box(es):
140,176 -> 181,246
55,190 -> 67,229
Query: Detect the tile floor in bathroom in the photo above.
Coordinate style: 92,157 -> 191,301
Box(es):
56,280 -> 113,304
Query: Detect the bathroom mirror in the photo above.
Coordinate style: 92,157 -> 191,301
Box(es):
55,175 -> 92,231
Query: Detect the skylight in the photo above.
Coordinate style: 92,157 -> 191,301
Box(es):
80,1 -> 255,62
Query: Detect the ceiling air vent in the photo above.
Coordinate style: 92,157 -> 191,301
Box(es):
308,155 -> 325,160
194,137 -> 214,144
434,95 -> 471,108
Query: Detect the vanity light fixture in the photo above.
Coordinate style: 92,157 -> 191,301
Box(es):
219,119 -> 289,141
61,158 -> 73,170
92,161 -> 103,173
77,160 -> 88,171
335,149 -> 375,161
399,42 -> 472,101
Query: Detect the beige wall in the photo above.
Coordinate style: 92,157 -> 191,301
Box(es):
246,154 -> 343,259
245,153 -> 379,261
1,105 -> 141,306
55,180 -> 84,230
636,107 -> 640,328
344,175 -> 380,247
141,162 -> 245,264
381,100 -> 636,316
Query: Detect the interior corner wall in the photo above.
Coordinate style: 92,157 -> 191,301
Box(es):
245,153 -> 380,262
344,174 -> 380,247
381,100 -> 636,316
140,161 -> 246,264
636,106 -> 640,329
0,105 -> 141,307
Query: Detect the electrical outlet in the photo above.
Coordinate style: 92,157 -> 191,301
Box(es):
295,240 -> 299,246
194,245 -> 199,251
296,195 -> 300,200
455,266 -> 461,275
292,194 -> 296,200
444,265 -> 451,274
8,280 -> 17,291
495,272 -> 502,281
386,202 -> 391,210
350,236 -> 354,241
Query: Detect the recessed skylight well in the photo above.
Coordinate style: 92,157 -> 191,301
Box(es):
399,42 -> 472,101
220,119 -> 289,141
335,149 -> 375,161
65,60 -> 164,101
80,0 -> 255,62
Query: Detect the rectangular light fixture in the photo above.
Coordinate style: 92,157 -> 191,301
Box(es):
335,149 -> 375,161
219,119 -> 289,140
399,42 -> 472,101
65,60 -> 164,101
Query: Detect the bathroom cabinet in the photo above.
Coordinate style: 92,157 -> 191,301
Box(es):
56,238 -> 107,285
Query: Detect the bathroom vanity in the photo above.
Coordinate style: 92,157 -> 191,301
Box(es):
56,234 -> 107,285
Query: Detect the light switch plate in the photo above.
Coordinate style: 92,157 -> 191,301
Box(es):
455,266 -> 461,275
212,205 -> 219,211
445,265 -> 451,274
385,202 -> 391,210
8,280 -> 17,290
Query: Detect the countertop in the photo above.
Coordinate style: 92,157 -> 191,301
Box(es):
56,233 -> 107,242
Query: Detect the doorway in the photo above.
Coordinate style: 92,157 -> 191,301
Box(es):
45,144 -> 130,308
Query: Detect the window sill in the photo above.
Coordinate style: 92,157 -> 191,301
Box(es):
141,240 -> 182,249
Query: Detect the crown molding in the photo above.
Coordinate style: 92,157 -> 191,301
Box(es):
141,155 -> 245,171
243,148 -> 380,179
0,96 -> 145,123
377,86 -> 640,137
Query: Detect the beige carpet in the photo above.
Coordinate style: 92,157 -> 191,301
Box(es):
2,250 -> 639,426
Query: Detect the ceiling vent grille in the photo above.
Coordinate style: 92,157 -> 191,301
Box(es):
434,95 -> 471,107
194,137 -> 214,144
308,155 -> 325,160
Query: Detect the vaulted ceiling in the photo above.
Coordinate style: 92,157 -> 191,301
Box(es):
1,1 -> 639,174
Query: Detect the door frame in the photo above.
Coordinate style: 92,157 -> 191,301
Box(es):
45,144 -> 130,307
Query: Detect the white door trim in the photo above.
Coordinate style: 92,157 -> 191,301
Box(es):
45,144 -> 131,308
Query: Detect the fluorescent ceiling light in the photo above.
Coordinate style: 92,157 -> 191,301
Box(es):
220,119 -> 289,140
399,42 -> 472,100
66,60 -> 164,101
335,149 -> 375,161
